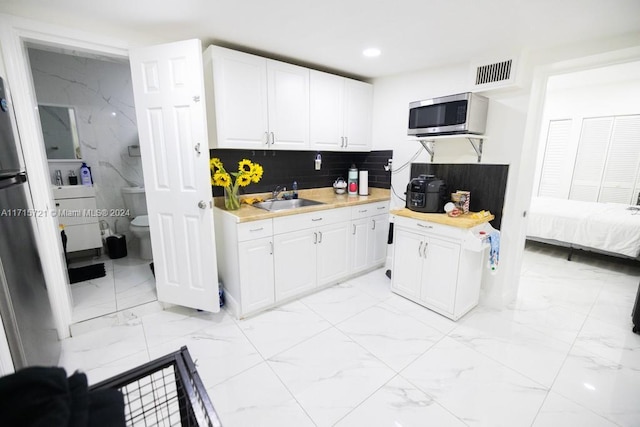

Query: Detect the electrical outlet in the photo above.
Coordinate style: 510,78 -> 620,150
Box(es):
384,158 -> 393,172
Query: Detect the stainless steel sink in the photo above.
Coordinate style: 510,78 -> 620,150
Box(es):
253,198 -> 325,212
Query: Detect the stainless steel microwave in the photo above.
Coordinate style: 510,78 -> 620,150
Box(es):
408,92 -> 488,137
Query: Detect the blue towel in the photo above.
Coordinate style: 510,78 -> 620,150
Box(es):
487,230 -> 500,271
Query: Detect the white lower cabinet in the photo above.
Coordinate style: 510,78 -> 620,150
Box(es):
350,202 -> 389,274
238,236 -> 275,313
391,215 -> 488,320
273,229 -> 316,300
215,202 -> 388,318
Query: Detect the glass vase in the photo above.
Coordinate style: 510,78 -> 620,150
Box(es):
224,186 -> 241,211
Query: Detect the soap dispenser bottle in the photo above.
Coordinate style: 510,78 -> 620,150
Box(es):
80,162 -> 92,186
347,164 -> 358,195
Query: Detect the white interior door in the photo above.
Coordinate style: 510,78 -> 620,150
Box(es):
129,39 -> 219,312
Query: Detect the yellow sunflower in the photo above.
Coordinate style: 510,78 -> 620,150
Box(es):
213,172 -> 231,187
250,163 -> 263,183
237,173 -> 252,187
210,158 -> 223,171
238,159 -> 252,174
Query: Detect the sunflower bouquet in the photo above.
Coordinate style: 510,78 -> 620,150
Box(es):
210,158 -> 264,210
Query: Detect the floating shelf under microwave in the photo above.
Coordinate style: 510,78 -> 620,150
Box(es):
410,134 -> 487,163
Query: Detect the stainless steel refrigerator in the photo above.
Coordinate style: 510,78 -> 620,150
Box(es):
0,76 -> 60,370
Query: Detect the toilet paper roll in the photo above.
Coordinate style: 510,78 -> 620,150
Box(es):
358,170 -> 369,195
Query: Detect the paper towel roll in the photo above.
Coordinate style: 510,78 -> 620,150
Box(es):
358,170 -> 369,195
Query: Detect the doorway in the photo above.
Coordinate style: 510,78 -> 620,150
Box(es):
26,44 -> 157,323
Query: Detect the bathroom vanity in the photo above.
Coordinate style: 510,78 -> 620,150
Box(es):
53,185 -> 102,253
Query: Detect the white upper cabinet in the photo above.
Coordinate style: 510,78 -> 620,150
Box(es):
310,70 -> 373,151
204,45 -> 309,150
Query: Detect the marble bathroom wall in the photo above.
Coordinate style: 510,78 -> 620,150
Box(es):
29,47 -> 144,239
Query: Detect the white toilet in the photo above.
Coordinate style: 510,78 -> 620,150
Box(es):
121,186 -> 152,260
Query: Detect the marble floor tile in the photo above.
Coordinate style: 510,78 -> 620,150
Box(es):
268,327 -> 396,426
573,316 -> 640,370
114,262 -> 157,311
58,319 -> 147,374
336,302 -> 444,371
208,362 -> 315,427
347,268 -> 394,301
552,346 -> 640,426
83,350 -> 150,385
236,300 -> 331,359
299,282 -> 381,325
450,309 -> 573,387
70,271 -> 117,322
588,280 -> 639,329
532,391 -> 619,427
384,293 -> 459,334
498,296 -> 587,344
148,321 -> 263,388
335,375 -> 467,427
140,306 -> 232,348
401,337 -> 548,427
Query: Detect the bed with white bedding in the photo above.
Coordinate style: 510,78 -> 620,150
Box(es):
526,197 -> 640,259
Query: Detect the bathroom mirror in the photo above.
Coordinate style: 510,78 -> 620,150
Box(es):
39,104 -> 82,160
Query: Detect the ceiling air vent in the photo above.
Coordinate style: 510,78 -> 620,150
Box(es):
470,57 -> 519,92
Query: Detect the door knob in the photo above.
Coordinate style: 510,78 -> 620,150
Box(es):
198,200 -> 208,209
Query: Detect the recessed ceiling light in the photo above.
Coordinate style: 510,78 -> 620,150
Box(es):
362,48 -> 381,58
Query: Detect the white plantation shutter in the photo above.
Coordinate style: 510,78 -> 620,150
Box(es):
538,119 -> 572,198
600,115 -> 640,203
569,117 -> 613,202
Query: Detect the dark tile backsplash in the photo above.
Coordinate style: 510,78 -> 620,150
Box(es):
210,149 -> 393,197
410,163 -> 509,229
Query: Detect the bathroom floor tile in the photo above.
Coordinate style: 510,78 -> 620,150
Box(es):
532,391 -> 618,427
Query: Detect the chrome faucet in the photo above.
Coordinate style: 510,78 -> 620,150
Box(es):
271,185 -> 287,200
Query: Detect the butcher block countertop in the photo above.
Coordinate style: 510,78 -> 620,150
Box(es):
214,187 -> 391,223
391,208 -> 494,229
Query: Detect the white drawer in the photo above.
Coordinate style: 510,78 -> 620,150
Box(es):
237,219 -> 273,241
273,207 -> 350,234
393,215 -> 466,241
351,201 -> 389,220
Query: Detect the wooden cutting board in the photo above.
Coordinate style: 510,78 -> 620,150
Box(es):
391,208 -> 494,228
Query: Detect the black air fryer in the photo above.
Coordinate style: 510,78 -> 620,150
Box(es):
406,174 -> 447,213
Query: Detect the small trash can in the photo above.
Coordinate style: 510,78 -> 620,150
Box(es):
106,234 -> 127,259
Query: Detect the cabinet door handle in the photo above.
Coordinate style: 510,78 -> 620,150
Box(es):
422,241 -> 428,258
312,217 -> 323,222
318,231 -> 323,243
418,241 -> 423,257
377,206 -> 386,210
417,223 -> 433,229
249,227 -> 264,232
371,219 -> 376,230
314,232 -> 318,244
194,143 -> 201,155
358,209 -> 368,213
352,224 -> 356,235
269,241 -> 273,255
270,132 -> 275,145
340,136 -> 345,148
345,136 -> 348,147
264,131 -> 269,145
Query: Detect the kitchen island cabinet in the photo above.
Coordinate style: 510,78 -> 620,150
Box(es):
390,213 -> 491,320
